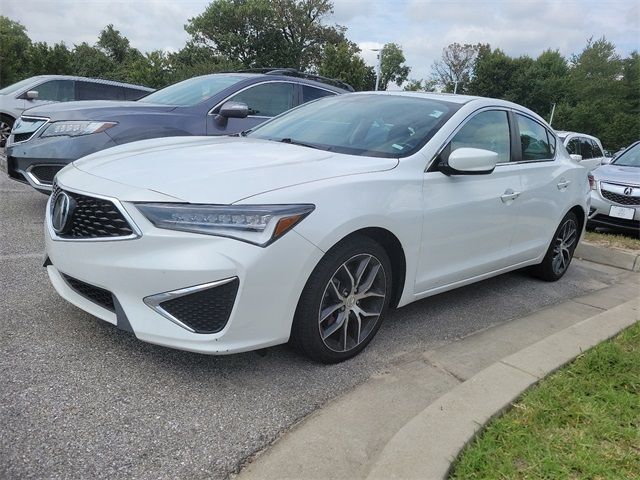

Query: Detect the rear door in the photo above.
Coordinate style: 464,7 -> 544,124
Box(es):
416,108 -> 520,293
207,81 -> 296,135
509,112 -> 570,262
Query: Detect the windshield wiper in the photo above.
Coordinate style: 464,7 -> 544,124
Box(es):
279,137 -> 325,151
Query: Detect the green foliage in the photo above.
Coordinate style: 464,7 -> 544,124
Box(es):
403,78 -> 436,92
378,43 -> 410,90
318,41 -> 375,91
466,38 -> 638,149
186,0 -> 345,70
0,16 -> 32,86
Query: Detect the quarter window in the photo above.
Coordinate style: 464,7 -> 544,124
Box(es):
228,82 -> 294,117
516,114 -> 552,161
34,80 -> 74,102
450,110 -> 511,163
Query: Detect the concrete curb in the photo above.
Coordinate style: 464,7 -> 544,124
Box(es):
576,241 -> 640,272
365,297 -> 639,480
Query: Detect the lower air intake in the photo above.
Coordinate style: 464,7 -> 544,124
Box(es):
158,279 -> 239,334
62,274 -> 115,313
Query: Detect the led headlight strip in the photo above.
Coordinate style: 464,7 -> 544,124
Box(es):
136,203 -> 315,246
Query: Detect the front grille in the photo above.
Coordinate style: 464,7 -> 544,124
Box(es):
158,279 -> 239,334
51,185 -> 134,239
601,188 -> 640,206
11,116 -> 48,143
62,274 -> 115,312
30,165 -> 63,184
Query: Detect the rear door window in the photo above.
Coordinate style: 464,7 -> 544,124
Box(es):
227,82 -> 294,117
515,114 -> 552,161
302,85 -> 335,104
76,82 -> 125,101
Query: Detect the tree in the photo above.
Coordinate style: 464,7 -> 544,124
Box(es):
318,41 -> 374,91
0,16 -> 32,87
186,0 -> 345,70
378,43 -> 410,90
403,78 -> 436,92
98,24 -> 136,64
431,43 -> 483,93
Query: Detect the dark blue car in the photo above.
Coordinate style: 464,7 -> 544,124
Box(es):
5,69 -> 352,192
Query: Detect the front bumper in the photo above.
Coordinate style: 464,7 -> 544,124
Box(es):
44,181 -> 324,354
587,186 -> 640,235
5,132 -> 117,192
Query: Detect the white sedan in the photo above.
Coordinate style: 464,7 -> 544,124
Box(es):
45,92 -> 589,363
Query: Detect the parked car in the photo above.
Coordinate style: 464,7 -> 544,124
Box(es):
44,92 -> 589,362
556,131 -> 606,171
0,75 -> 153,147
5,70 -> 352,193
587,140 -> 640,236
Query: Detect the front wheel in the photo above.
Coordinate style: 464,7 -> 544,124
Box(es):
0,115 -> 15,148
530,211 -> 579,281
291,235 -> 392,363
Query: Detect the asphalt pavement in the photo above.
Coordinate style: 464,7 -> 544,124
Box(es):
0,173 -> 627,479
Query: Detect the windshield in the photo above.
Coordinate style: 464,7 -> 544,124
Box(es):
0,77 -> 41,96
249,94 -> 459,158
612,142 -> 640,167
138,74 -> 244,106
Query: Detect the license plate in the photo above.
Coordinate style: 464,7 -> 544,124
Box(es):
609,205 -> 635,220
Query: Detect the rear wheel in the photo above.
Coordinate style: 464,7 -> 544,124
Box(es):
530,211 -> 579,281
0,115 -> 14,148
291,235 -> 392,363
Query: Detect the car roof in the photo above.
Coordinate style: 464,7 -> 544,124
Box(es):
23,75 -> 154,91
555,130 -> 602,143
206,72 -> 349,93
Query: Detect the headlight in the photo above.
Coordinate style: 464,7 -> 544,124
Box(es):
135,203 -> 315,246
40,121 -> 117,138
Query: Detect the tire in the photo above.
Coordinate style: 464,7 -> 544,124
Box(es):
291,234 -> 392,363
0,115 -> 15,148
530,211 -> 579,282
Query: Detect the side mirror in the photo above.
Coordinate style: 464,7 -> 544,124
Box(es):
219,101 -> 249,119
601,157 -> 613,165
440,148 -> 499,175
569,154 -> 582,161
25,90 -> 39,100
214,101 -> 249,126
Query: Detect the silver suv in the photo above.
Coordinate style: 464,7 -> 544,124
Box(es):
0,75 -> 154,147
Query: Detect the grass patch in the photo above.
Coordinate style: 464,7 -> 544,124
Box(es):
584,231 -> 640,252
450,322 -> 640,479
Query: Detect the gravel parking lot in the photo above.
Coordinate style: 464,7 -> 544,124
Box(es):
0,172 -> 624,479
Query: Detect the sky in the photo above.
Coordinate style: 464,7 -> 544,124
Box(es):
3,0 -> 639,86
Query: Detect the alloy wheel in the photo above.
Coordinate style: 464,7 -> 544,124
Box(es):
318,253 -> 387,353
551,218 -> 577,276
0,121 -> 11,147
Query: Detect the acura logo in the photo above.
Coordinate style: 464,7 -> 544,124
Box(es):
624,187 -> 633,196
51,192 -> 74,234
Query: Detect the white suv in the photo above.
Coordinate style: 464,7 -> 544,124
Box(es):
44,92 -> 589,363
556,131 -> 606,171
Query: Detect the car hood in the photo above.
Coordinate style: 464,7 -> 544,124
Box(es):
22,100 -> 176,121
592,164 -> 639,185
72,136 -> 399,204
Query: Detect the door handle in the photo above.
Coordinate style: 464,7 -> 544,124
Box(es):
557,180 -> 571,190
500,189 -> 521,203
